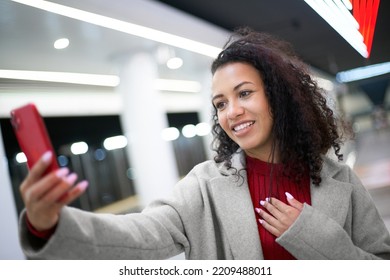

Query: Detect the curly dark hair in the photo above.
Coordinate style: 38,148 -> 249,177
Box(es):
211,27 -> 345,186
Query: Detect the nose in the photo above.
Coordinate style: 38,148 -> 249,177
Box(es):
227,100 -> 244,120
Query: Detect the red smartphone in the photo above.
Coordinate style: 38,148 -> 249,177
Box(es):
10,103 -> 59,175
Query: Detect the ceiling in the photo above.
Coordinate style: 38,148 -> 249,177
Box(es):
0,0 -> 389,119
157,0 -> 390,76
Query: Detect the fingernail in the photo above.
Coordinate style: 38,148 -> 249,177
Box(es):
285,192 -> 294,200
255,207 -> 261,214
265,197 -> 270,202
260,200 -> 265,206
56,167 -> 69,178
42,151 -> 52,163
78,180 -> 89,191
258,219 -> 264,224
65,173 -> 78,185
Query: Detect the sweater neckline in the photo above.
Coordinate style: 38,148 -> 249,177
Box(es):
245,155 -> 284,175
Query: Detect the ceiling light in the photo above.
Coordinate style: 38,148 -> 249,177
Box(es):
0,69 -> 120,87
195,122 -> 211,136
182,124 -> 196,138
12,0 -> 221,58
304,0 -> 366,57
155,79 -> 201,93
161,127 -> 180,141
341,0 -> 353,10
54,38 -> 69,49
103,135 -> 128,150
336,62 -> 390,82
166,57 -> 183,70
0,70 -> 204,91
70,141 -> 89,155
16,152 -> 27,163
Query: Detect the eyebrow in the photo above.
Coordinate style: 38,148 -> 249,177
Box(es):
211,81 -> 254,103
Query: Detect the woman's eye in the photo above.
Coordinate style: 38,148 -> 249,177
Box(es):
215,102 -> 226,110
240,90 -> 252,98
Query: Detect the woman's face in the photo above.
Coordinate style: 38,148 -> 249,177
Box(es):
212,62 -> 276,162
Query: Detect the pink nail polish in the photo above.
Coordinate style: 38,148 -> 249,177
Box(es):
65,173 -> 78,185
78,180 -> 89,191
255,208 -> 261,214
42,151 -> 52,163
285,192 -> 294,200
258,219 -> 263,224
260,200 -> 265,206
56,168 -> 69,178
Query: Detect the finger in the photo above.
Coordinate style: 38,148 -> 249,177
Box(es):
256,207 -> 280,228
58,180 -> 89,205
265,197 -> 290,213
24,168 -> 70,202
258,218 -> 281,237
260,199 -> 284,220
285,192 -> 304,211
20,151 -> 54,193
40,173 -> 78,203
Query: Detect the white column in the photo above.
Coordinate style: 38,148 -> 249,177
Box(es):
117,52 -> 179,208
199,70 -> 215,160
0,126 -> 25,259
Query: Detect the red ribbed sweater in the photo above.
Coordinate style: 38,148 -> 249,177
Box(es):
246,155 -> 311,260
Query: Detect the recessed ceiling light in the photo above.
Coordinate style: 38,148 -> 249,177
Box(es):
54,38 -> 69,49
166,57 -> 183,69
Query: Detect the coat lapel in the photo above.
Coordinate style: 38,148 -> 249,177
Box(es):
310,164 -> 353,225
210,151 -> 263,259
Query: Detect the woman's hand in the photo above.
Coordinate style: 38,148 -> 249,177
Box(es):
255,192 -> 304,237
20,151 -> 88,231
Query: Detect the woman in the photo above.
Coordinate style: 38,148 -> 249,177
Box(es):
19,28 -> 390,259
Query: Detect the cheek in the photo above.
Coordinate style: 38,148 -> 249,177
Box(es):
217,112 -> 229,132
262,113 -> 274,133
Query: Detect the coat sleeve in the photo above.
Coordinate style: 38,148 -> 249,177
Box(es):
19,194 -> 190,260
276,170 -> 390,260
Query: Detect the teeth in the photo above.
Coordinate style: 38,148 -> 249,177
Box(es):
233,122 -> 254,132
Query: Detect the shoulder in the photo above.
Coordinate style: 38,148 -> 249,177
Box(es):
186,150 -> 246,179
321,156 -> 355,182
320,156 -> 369,197
185,159 -> 225,180
165,160 -> 225,210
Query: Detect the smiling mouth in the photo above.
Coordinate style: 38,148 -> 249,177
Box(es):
233,121 -> 255,132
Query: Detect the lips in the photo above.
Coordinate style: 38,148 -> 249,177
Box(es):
232,121 -> 255,132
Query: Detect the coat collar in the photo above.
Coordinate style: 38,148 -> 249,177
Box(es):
211,150 -> 353,259
217,148 -> 246,176
309,157 -> 353,225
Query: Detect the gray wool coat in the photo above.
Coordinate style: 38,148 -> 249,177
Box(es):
19,150 -> 390,259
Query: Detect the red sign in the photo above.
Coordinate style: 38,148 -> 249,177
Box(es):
351,0 -> 380,57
